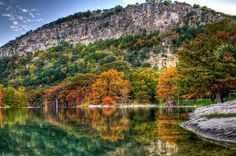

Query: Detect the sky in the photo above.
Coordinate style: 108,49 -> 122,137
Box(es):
0,0 -> 236,46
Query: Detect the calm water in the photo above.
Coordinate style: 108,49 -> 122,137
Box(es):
0,107 -> 235,156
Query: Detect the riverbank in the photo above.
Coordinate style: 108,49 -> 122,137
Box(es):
0,104 -> 198,109
181,99 -> 236,149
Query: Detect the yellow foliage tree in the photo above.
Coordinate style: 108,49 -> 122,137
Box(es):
5,87 -> 27,108
0,84 -> 6,107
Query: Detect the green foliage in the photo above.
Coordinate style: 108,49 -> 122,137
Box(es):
114,5 -> 123,12
181,99 -> 213,106
164,0 -> 171,5
193,4 -> 200,8
173,25 -> 203,48
1,18 -> 235,106
177,19 -> 236,102
5,87 -> 27,108
0,30 -> 168,89
127,68 -> 159,103
205,113 -> 236,119
27,88 -> 45,107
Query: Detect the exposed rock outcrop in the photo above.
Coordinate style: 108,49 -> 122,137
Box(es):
0,1 -> 225,58
181,100 -> 236,149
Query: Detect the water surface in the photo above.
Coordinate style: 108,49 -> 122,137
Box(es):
0,107 -> 235,155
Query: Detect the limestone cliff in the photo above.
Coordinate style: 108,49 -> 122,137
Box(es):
0,1 -> 225,60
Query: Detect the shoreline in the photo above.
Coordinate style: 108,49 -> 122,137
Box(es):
0,105 -> 198,109
181,99 -> 236,149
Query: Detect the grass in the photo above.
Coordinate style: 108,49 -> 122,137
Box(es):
205,113 -> 236,119
181,99 -> 214,106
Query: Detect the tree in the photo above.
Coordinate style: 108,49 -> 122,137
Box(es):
157,67 -> 179,103
177,20 -> 236,103
164,0 -> 171,5
128,68 -> 159,103
91,69 -> 130,104
193,4 -> 200,8
64,73 -> 96,106
0,84 -> 6,107
27,88 -> 45,108
5,87 -> 27,108
45,84 -> 63,109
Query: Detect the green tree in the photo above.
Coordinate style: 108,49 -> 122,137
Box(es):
177,20 -> 236,103
128,68 -> 159,103
5,87 -> 27,108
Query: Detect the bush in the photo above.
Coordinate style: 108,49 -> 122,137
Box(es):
193,4 -> 200,8
114,5 -> 123,12
164,0 -> 171,5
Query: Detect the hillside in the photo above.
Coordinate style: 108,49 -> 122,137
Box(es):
0,1 -> 225,57
0,1 -> 235,108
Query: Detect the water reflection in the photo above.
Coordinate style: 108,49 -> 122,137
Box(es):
0,107 -> 235,155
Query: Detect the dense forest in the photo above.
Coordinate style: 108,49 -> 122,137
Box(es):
0,19 -> 235,108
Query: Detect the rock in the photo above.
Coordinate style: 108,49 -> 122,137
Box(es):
0,2 -> 224,58
181,99 -> 236,149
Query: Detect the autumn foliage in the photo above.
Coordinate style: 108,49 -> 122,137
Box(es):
157,67 -> 179,102
0,85 -> 6,106
91,69 -> 130,104
103,96 -> 113,105
177,19 -> 236,102
43,70 -> 130,107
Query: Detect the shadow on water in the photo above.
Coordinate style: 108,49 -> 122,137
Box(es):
0,107 -> 235,155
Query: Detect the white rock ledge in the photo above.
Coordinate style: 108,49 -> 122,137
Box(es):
181,99 -> 236,149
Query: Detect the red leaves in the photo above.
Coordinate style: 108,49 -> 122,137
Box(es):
103,96 -> 113,105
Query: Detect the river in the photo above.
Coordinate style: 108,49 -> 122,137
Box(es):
0,107 -> 235,155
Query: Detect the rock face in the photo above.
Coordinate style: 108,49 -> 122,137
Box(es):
0,1 -> 224,58
181,100 -> 236,149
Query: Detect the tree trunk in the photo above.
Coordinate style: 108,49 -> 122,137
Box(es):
180,99 -> 183,105
55,98 -> 58,112
215,92 -> 223,103
106,80 -> 111,96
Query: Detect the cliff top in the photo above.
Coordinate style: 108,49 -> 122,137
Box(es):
0,1 -> 227,49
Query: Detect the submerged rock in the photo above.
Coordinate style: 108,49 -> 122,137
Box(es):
181,99 -> 236,149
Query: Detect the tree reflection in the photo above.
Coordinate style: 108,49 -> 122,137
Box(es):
91,108 -> 130,142
0,108 -> 235,155
0,109 -> 4,128
4,109 -> 28,126
39,107 -> 131,142
156,108 -> 192,155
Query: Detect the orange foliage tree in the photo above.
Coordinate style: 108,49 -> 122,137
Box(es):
157,67 -> 179,102
44,74 -> 96,108
91,69 -> 130,104
64,73 -> 96,107
44,84 -> 64,108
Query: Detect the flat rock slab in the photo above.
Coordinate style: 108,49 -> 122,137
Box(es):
181,100 -> 236,149
190,100 -> 236,118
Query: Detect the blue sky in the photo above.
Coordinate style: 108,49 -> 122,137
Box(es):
0,0 -> 236,46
